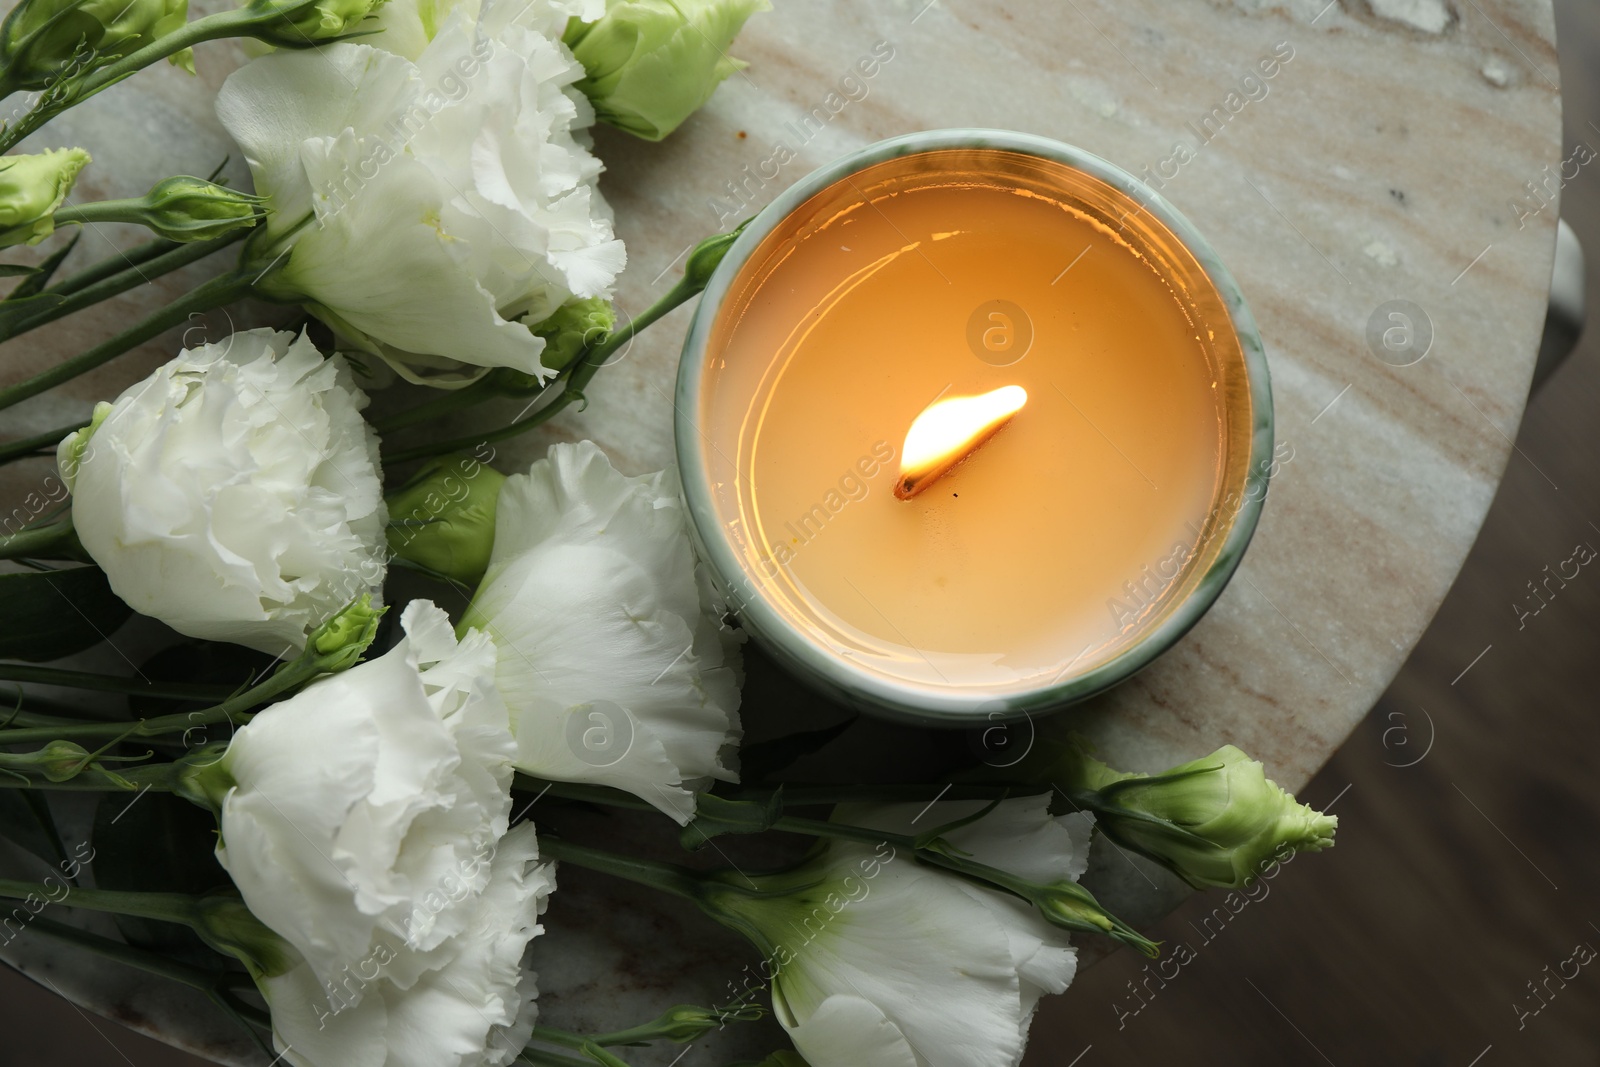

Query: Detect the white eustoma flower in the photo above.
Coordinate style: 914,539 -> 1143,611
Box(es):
57,328 -> 385,656
215,0 -> 626,385
259,823 -> 555,1067
710,796 -> 1088,1067
462,440 -> 743,824
213,601 -> 518,998
362,0 -> 603,63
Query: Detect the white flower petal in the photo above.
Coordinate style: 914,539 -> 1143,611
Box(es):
773,855 -> 1031,1067
215,46 -> 416,238
781,995 -> 920,1067
464,441 -> 742,824
215,0 -> 625,383
218,602 -> 515,998
729,797 -> 1091,1067
63,328 -> 385,655
262,823 -> 555,1067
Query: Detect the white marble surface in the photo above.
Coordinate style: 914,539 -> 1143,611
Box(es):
0,0 -> 1564,1063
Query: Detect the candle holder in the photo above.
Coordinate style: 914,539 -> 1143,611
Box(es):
676,129 -> 1273,725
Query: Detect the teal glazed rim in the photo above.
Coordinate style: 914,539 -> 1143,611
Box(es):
675,128 -> 1274,726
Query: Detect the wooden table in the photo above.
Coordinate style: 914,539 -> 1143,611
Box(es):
0,0 -> 1562,1063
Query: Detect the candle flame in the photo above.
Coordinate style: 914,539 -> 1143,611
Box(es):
895,385 -> 1027,500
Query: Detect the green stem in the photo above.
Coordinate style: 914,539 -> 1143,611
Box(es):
766,812 -> 1157,955
0,517 -> 82,561
520,777 -> 1154,952
386,277 -> 699,465
0,8 -> 287,155
748,783 -> 1045,807
53,199 -> 151,228
0,230 -> 247,343
43,236 -> 180,297
0,878 -> 201,926
0,695 -> 122,725
536,838 -> 705,904
513,774 -> 656,813
0,268 -> 254,412
0,664 -> 232,703
373,375 -> 500,435
0,768 -> 174,791
0,419 -> 86,466
515,775 -> 1040,813
520,1049 -> 595,1067
526,1027 -> 589,1052
529,1014 -> 735,1050
0,652 -> 325,747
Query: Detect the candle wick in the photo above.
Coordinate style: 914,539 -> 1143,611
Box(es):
895,385 -> 1027,500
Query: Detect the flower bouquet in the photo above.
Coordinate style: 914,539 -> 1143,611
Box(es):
0,2 -> 1338,1064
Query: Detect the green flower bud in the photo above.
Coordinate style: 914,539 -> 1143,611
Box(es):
1065,738 -> 1337,889
531,295 -> 615,372
385,455 -> 505,586
684,217 -> 749,291
0,0 -> 189,93
243,0 -> 385,47
564,0 -> 769,141
307,593 -> 386,669
192,894 -> 297,980
0,147 -> 89,248
35,739 -> 92,781
0,737 -> 147,785
121,175 -> 266,241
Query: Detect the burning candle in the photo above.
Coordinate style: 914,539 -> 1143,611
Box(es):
677,131 -> 1272,722
894,385 -> 1028,501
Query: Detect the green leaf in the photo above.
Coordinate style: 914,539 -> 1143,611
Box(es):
7,231 -> 79,299
0,566 -> 131,662
0,264 -> 40,277
91,788 -> 230,964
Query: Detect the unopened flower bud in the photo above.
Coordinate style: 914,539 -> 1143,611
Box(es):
35,739 -> 92,781
0,147 -> 89,248
1061,738 -> 1337,889
565,0 -> 769,141
385,456 -> 505,586
684,217 -> 749,291
125,175 -> 266,241
530,296 -> 615,372
0,738 -> 146,784
307,594 -> 385,670
243,0 -> 384,46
